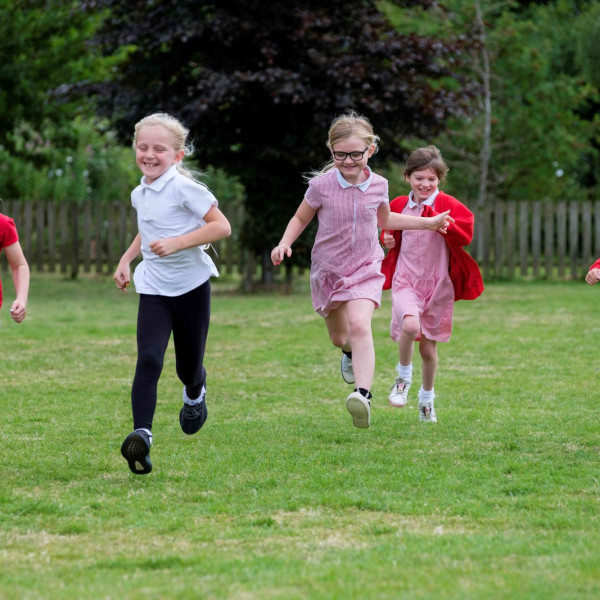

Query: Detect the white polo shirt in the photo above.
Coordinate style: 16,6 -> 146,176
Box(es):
132,164 -> 219,296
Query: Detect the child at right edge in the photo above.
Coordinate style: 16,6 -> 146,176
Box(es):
381,146 -> 483,423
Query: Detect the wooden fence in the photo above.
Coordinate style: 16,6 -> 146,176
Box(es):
0,199 -> 246,279
1,199 -> 599,281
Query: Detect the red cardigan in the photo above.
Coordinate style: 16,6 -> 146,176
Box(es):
380,192 -> 484,301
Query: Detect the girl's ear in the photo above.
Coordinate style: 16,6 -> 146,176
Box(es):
174,149 -> 185,163
367,144 -> 376,158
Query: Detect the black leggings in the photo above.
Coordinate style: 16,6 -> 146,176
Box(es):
131,281 -> 211,430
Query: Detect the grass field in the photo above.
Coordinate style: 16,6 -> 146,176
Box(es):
1,273 -> 599,599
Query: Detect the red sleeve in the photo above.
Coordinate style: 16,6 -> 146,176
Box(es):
0,214 -> 19,251
421,193 -> 474,247
380,196 -> 408,290
590,259 -> 600,271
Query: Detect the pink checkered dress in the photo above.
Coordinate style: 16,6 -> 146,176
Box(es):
304,168 -> 389,317
390,197 -> 454,342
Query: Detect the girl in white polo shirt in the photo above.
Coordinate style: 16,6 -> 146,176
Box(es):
114,113 -> 231,475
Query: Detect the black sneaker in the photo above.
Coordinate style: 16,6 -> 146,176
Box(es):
120,430 -> 152,474
179,386 -> 208,435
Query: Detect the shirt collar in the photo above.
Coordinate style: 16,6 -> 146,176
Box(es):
408,188 -> 439,208
140,163 -> 178,191
335,165 -> 373,192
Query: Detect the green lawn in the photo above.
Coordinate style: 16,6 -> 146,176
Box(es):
0,274 -> 598,599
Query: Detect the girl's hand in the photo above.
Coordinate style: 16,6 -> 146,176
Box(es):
271,243 -> 292,266
149,237 -> 181,257
428,210 -> 454,234
9,299 -> 26,323
114,263 -> 131,292
585,268 -> 600,285
382,231 -> 396,249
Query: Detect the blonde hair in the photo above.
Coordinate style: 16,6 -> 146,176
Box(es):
404,145 -> 448,181
306,111 -> 380,182
133,112 -> 201,180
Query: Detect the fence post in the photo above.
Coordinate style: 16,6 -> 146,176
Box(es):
569,202 -> 579,280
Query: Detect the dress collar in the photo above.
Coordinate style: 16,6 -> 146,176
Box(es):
335,165 -> 373,192
140,164 -> 178,191
408,188 -> 439,208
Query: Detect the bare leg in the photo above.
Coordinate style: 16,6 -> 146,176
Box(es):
325,299 -> 376,390
419,336 -> 438,391
398,315 -> 420,366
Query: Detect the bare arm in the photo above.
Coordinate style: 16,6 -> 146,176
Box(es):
113,233 -> 142,292
378,203 -> 453,233
586,268 -> 600,285
271,200 -> 317,265
4,241 -> 30,323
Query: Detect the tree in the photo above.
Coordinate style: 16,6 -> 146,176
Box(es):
383,0 -> 600,206
78,0 -> 477,280
0,0 -> 137,202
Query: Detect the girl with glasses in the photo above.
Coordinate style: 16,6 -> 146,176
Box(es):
271,112 -> 453,429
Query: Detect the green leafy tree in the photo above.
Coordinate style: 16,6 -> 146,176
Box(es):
79,0 -> 477,276
382,0 -> 599,206
0,0 -> 137,201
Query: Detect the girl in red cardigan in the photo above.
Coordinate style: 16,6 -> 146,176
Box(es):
381,146 -> 483,422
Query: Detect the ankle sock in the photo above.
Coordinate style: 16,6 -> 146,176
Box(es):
184,385 -> 205,406
135,428 -> 153,445
418,387 -> 435,403
355,387 -> 372,400
395,362 -> 413,381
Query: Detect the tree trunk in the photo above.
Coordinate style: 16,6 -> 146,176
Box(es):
474,0 -> 492,260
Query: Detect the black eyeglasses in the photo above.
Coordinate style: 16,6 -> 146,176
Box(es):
332,147 -> 369,161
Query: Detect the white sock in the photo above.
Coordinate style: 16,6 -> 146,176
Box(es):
135,428 -> 153,445
183,385 -> 206,406
418,387 -> 435,403
395,362 -> 413,382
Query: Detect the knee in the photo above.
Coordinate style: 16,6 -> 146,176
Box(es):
347,314 -> 371,340
419,344 -> 438,363
136,349 -> 164,376
401,316 -> 420,340
328,332 -> 348,348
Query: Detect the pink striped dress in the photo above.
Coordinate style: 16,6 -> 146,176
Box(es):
304,168 -> 389,317
390,195 -> 454,342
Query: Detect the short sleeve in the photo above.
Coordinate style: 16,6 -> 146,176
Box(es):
380,179 -> 389,206
0,214 -> 19,250
304,179 -> 322,210
178,177 -> 218,220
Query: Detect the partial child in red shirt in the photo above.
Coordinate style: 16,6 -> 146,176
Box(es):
0,211 -> 29,323
380,146 -> 483,423
585,259 -> 600,285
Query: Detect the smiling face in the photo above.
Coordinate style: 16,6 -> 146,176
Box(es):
135,124 -> 185,184
405,167 -> 440,204
331,135 -> 375,185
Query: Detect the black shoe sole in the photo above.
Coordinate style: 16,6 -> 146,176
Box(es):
121,432 -> 152,474
179,400 -> 208,435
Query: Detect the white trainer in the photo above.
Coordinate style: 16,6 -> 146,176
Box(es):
340,353 -> 355,384
418,400 -> 437,423
346,392 -> 370,429
389,377 -> 411,408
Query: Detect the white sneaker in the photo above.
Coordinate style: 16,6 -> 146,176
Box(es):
340,353 -> 355,384
418,399 -> 437,423
346,392 -> 370,429
389,377 -> 411,408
